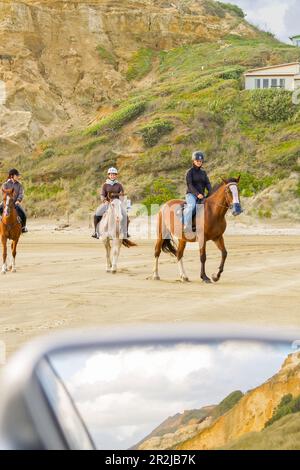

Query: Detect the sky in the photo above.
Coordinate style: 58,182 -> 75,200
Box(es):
231,0 -> 300,43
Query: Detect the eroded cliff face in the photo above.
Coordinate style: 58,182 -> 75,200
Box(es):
176,352 -> 300,450
0,0 -> 257,156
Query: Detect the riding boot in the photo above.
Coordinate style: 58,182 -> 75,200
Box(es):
92,215 -> 102,239
126,218 -> 130,239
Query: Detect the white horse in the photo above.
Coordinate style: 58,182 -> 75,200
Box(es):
99,198 -> 136,273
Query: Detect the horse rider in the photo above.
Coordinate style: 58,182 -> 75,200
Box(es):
0,168 -> 28,233
183,151 -> 212,232
92,167 -> 129,239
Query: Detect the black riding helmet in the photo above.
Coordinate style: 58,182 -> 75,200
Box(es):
8,169 -> 20,177
192,151 -> 205,162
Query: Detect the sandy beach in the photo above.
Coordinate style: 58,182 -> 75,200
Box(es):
0,218 -> 299,358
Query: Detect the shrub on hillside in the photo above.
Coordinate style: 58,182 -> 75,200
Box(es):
219,66 -> 245,80
217,2 -> 245,18
83,102 -> 146,136
126,48 -> 154,81
248,89 -> 297,123
265,394 -> 300,428
138,119 -> 174,147
142,177 -> 179,213
213,391 -> 244,419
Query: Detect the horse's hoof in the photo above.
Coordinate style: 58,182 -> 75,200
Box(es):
111,269 -> 117,274
202,277 -> 212,284
212,273 -> 219,283
106,268 -> 111,273
1,270 -> 6,275
180,276 -> 190,283
12,268 -> 17,273
152,275 -> 160,281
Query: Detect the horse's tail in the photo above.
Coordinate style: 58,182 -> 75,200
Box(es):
122,239 -> 137,248
162,236 -> 177,257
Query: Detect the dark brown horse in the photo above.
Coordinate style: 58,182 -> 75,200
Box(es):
0,189 -> 22,274
152,177 -> 243,283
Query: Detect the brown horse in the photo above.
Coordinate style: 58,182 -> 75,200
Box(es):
152,177 -> 243,283
0,189 -> 22,274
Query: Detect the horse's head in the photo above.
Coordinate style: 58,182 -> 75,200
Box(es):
2,189 -> 15,217
221,176 -> 243,216
109,198 -> 123,223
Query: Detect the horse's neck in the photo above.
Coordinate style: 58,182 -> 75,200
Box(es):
3,204 -> 16,222
206,187 -> 228,218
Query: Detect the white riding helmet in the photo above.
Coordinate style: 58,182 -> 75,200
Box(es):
107,167 -> 118,175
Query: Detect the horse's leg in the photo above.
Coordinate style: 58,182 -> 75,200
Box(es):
200,241 -> 211,283
177,240 -> 189,282
11,239 -> 18,273
151,236 -> 163,280
212,236 -> 227,283
111,239 -> 121,274
1,237 -> 7,274
104,238 -> 112,272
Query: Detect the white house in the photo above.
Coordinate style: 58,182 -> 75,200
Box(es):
290,35 -> 300,47
244,62 -> 300,91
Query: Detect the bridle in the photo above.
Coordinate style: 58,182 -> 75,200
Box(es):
208,183 -> 239,210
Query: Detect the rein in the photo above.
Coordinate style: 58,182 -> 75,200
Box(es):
206,183 -> 238,210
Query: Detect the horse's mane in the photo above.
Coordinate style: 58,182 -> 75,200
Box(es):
210,178 -> 239,195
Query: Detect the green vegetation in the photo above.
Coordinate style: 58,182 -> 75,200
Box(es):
142,178 -> 179,213
83,101 -> 146,136
247,89 -> 298,123
265,394 -> 300,428
217,2 -> 245,18
126,48 -> 155,81
213,391 -> 244,419
96,46 -> 118,68
138,119 -> 174,147
9,33 -> 300,218
222,412 -> 300,450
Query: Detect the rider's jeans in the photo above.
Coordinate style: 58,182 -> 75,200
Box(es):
183,193 -> 197,228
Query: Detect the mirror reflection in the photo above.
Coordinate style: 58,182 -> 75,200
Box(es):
45,341 -> 300,450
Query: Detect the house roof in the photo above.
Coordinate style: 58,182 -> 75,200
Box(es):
245,62 -> 300,73
244,62 -> 300,76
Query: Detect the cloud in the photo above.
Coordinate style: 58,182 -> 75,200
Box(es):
284,0 -> 300,37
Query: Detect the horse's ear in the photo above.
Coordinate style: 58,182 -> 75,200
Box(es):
236,175 -> 241,183
221,177 -> 227,184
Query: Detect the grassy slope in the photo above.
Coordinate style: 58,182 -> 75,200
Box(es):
222,412 -> 300,450
9,33 -> 300,219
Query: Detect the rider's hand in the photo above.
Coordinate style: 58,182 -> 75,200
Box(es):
197,194 -> 204,200
15,201 -> 20,205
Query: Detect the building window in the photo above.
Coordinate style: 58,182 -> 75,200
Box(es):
271,78 -> 278,88
263,79 -> 269,89
255,79 -> 261,89
279,79 -> 286,89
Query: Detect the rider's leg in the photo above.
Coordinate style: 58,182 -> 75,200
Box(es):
15,205 -> 27,233
183,193 -> 197,231
0,203 -> 3,219
92,204 -> 108,238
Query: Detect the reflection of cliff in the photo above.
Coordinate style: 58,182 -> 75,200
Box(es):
176,353 -> 300,450
0,0 -> 257,155
135,353 -> 300,450
135,391 -> 244,450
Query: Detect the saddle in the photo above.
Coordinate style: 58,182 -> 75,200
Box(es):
177,199 -> 205,232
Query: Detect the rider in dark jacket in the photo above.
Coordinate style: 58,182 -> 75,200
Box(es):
0,169 -> 28,233
183,151 -> 212,231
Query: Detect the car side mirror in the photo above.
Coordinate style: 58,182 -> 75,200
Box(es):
0,324 -> 299,450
